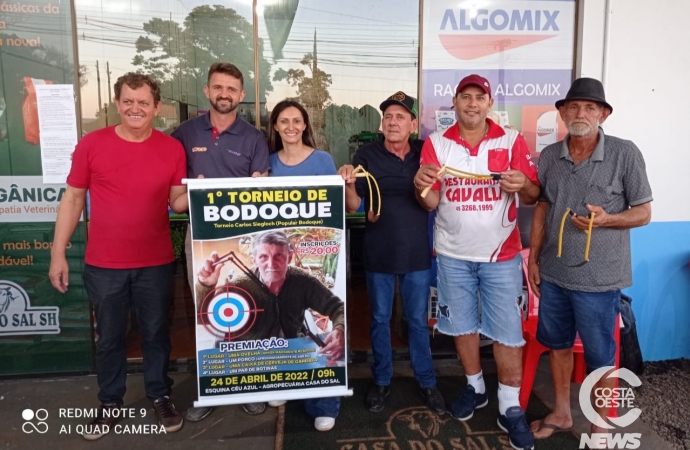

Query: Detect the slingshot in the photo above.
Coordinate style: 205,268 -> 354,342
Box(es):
557,208 -> 596,267
420,164 -> 502,198
351,165 -> 381,222
210,250 -> 326,347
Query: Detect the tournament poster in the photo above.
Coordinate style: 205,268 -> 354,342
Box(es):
186,176 -> 350,407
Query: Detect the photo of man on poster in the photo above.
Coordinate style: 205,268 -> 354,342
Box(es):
194,229 -> 345,366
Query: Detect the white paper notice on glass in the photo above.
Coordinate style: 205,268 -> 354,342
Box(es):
35,84 -> 78,184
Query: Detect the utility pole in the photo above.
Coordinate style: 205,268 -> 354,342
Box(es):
313,29 -> 317,74
105,61 -> 111,126
96,60 -> 103,124
106,61 -> 112,104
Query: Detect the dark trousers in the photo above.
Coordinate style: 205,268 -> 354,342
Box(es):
304,396 -> 341,418
84,263 -> 174,404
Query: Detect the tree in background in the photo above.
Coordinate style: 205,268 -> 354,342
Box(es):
273,31 -> 331,150
132,5 -> 273,116
78,65 -> 89,88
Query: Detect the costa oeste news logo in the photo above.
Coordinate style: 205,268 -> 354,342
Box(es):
579,366 -> 642,449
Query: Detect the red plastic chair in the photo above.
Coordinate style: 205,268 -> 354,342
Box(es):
519,248 -> 620,418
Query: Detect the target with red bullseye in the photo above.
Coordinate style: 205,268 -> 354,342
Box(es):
197,284 -> 263,339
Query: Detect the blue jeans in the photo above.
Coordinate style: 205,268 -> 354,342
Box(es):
536,280 -> 620,370
435,253 -> 525,346
366,269 -> 436,388
304,397 -> 341,418
83,263 -> 174,404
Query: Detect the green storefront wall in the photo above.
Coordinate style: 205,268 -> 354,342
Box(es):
0,0 -> 93,376
0,222 -> 92,376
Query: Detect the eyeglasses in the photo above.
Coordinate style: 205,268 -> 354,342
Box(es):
557,208 -> 596,267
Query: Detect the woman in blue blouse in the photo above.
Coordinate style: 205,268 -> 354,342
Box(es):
266,99 -> 341,431
268,101 -> 337,176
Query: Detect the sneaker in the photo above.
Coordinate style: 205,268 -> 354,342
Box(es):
450,385 -> 488,421
242,402 -> 267,415
268,400 -> 287,407
185,405 -> 214,422
366,384 -> 391,413
152,396 -> 184,433
314,416 -> 336,431
81,403 -> 120,441
497,406 -> 535,450
421,385 -> 447,415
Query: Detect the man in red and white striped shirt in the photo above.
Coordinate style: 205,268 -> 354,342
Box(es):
414,74 -> 539,450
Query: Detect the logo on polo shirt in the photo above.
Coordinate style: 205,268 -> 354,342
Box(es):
192,147 -> 207,152
227,149 -> 241,157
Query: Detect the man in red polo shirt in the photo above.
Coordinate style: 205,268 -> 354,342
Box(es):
49,73 -> 188,440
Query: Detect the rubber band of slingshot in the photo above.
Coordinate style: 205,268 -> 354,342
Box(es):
557,208 -> 571,258
444,167 -> 494,180
420,164 -> 494,198
365,172 -> 381,217
584,212 -> 595,261
353,165 -> 381,218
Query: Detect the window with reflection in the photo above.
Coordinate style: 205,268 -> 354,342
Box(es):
73,0 -> 263,360
75,0 -> 260,135
258,0 -> 420,168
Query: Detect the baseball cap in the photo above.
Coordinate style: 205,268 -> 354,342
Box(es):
455,74 -> 492,98
379,91 -> 418,118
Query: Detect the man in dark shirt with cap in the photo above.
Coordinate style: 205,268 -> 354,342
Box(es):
338,92 -> 445,415
528,78 -> 652,442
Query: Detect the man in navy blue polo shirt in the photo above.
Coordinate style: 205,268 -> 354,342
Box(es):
171,62 -> 270,422
172,62 -> 269,180
338,92 -> 445,416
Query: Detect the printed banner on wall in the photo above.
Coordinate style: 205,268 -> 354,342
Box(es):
420,0 -> 576,296
421,0 -> 576,148
187,176 -> 350,407
35,84 -> 79,184
0,176 -> 66,222
0,220 -> 91,375
0,0 -> 76,176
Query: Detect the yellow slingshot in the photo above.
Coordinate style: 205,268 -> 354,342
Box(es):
419,164 -> 502,198
352,165 -> 381,223
557,208 -> 596,266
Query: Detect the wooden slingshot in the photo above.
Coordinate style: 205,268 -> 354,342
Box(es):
351,165 -> 381,222
557,208 -> 596,267
419,164 -> 502,198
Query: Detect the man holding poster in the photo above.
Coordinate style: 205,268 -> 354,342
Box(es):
172,62 -> 270,421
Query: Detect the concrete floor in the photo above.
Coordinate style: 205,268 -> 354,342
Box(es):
0,357 -> 672,450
